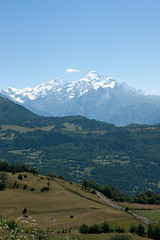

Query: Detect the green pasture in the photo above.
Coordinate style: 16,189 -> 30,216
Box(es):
134,209 -> 160,222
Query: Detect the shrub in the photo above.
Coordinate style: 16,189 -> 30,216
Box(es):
79,224 -> 89,234
41,187 -> 49,192
136,224 -> 146,237
130,225 -> 137,234
89,224 -> 101,234
58,175 -> 64,180
0,172 -> 8,190
147,224 -> 160,240
7,220 -> 18,229
92,189 -> 96,194
23,207 -> 27,215
23,184 -> 27,190
101,221 -> 110,233
79,222 -> 113,234
130,224 -> 146,237
109,233 -> 133,240
31,188 -> 35,192
18,174 -> 23,180
115,226 -> 125,233
29,167 -> 39,176
47,173 -> 56,179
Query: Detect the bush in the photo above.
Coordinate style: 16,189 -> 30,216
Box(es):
18,174 -> 23,180
41,187 -> 49,192
31,188 -> 35,192
23,184 -> 27,190
130,224 -> 145,237
23,207 -> 27,215
79,224 -> 89,234
147,224 -> 160,240
7,220 -> 18,230
89,224 -> 101,234
29,167 -> 39,176
0,182 -> 5,190
130,225 -> 137,234
79,222 -> 112,234
58,175 -> 64,180
0,172 -> 8,190
115,226 -> 125,233
92,189 -> 96,194
101,221 -> 110,233
109,233 -> 133,240
47,173 -> 56,179
137,224 -> 146,237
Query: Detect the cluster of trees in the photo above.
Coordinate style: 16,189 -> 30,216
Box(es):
0,161 -> 39,175
147,224 -> 160,240
130,223 -> 160,240
82,179 -> 131,202
82,179 -> 160,204
134,190 -> 160,204
79,222 -> 160,240
79,221 -> 125,234
130,224 -> 145,237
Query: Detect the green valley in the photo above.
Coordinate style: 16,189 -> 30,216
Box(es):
0,96 -> 160,196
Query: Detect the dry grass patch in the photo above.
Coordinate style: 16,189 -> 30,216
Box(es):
120,202 -> 160,210
0,173 -> 146,233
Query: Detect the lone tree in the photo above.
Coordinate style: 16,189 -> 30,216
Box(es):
23,208 -> 27,215
0,172 -> 8,190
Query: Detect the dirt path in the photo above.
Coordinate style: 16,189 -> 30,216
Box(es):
96,191 -> 150,225
96,191 -> 124,210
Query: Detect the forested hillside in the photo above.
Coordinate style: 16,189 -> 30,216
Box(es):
0,96 -> 160,196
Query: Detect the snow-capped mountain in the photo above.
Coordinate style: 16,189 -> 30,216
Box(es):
1,71 -> 160,126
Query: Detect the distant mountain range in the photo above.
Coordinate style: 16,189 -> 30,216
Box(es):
1,71 -> 160,126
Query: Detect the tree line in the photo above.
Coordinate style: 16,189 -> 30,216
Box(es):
0,161 -> 39,175
82,179 -> 160,204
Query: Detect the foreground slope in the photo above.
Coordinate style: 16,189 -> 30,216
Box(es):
0,172 -> 146,233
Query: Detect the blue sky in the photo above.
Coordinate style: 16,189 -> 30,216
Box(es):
0,0 -> 160,94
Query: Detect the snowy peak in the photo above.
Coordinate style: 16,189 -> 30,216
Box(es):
1,71 -> 160,126
1,71 -> 119,103
48,78 -> 64,87
85,71 -> 104,81
79,71 -> 117,91
0,71 -> 141,104
1,77 -> 64,102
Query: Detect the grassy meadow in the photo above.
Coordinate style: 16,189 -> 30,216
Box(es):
0,172 -> 153,239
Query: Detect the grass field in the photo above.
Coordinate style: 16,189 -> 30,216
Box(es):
0,124 -> 54,133
133,209 -> 160,222
120,202 -> 160,210
0,172 -> 154,240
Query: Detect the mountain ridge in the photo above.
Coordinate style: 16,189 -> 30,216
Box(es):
1,71 -> 160,126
